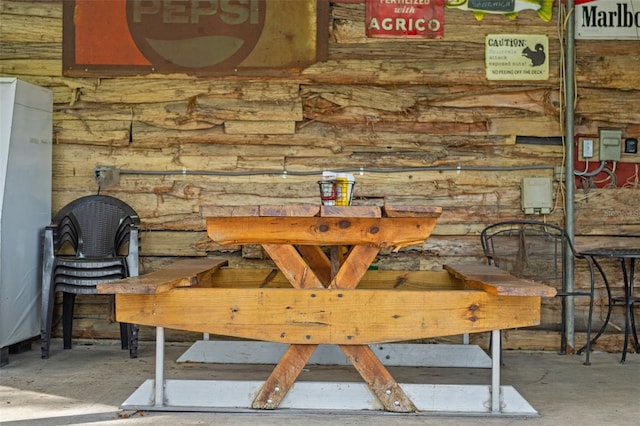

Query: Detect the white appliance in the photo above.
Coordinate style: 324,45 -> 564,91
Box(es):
0,78 -> 52,365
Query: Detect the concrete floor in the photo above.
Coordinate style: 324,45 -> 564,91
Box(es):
1,339 -> 638,426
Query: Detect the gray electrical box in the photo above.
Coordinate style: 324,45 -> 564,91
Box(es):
521,177 -> 553,215
599,128 -> 622,162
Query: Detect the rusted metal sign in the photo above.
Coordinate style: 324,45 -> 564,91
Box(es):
365,0 -> 444,38
63,0 -> 327,76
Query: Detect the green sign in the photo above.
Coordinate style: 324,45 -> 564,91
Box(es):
468,0 -> 515,12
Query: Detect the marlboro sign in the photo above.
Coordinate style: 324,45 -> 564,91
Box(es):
575,0 -> 640,40
366,0 -> 444,39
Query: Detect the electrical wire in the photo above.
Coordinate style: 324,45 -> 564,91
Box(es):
593,166 -> 616,187
555,3 -> 573,217
116,164 -> 557,178
573,160 -> 607,177
623,163 -> 640,187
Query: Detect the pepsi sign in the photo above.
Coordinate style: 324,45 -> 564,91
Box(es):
63,0 -> 327,76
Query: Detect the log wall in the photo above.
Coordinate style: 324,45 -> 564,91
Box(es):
2,1 -> 639,353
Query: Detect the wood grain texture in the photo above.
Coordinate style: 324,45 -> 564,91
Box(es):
114,287 -> 542,343
341,345 -> 416,412
443,263 -> 557,297
4,0 -> 638,348
96,258 -> 228,294
205,216 -> 438,249
252,344 -> 317,409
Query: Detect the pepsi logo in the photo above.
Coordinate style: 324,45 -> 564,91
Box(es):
126,0 -> 266,71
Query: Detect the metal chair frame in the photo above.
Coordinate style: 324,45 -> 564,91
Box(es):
480,220 -> 596,365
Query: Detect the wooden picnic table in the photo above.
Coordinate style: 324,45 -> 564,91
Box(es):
99,204 -> 555,415
202,204 -> 444,412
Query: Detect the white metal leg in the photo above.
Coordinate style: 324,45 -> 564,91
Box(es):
121,328 -> 537,416
154,327 -> 164,408
491,329 -> 501,412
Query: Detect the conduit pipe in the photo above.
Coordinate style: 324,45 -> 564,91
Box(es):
564,0 -> 576,353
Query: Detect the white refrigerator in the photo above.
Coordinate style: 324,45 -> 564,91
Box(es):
0,78 -> 52,365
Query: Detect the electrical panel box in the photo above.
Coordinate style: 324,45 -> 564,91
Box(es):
577,135 -> 640,163
599,128 -> 622,162
521,177 -> 553,215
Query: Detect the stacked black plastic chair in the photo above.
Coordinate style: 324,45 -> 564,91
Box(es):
480,220 -> 596,365
41,195 -> 140,359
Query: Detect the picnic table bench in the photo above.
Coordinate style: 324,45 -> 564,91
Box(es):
97,204 -> 554,416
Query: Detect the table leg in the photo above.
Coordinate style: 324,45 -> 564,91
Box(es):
252,344 -> 318,409
580,258 -> 613,351
330,245 -> 380,289
297,245 -> 332,285
154,326 -> 165,408
262,244 -> 324,289
631,307 -> 640,353
491,329 -> 501,413
628,259 -> 640,352
340,345 -> 416,413
621,259 -> 631,363
259,242 -> 415,412
620,258 -> 640,363
329,246 -> 344,277
254,246 -> 327,408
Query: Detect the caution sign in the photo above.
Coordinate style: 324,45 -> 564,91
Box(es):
485,34 -> 549,81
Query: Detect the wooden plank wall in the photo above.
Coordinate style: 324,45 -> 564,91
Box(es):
2,1 -> 639,352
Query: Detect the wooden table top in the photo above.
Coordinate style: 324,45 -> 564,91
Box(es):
201,204 -> 443,250
200,204 -> 442,218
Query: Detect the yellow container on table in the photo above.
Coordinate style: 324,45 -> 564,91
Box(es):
335,177 -> 351,206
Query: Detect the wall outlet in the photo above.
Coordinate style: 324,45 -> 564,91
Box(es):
578,136 -> 600,161
582,139 -> 594,158
94,165 -> 120,188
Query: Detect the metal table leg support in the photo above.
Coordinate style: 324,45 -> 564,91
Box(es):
154,327 -> 164,407
121,327 -> 536,415
578,259 -> 612,354
620,258 -> 640,363
491,329 -> 501,413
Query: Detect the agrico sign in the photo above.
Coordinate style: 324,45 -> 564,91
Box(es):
365,0 -> 445,39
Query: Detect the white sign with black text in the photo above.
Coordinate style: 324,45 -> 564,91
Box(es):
576,0 -> 640,40
485,34 -> 549,81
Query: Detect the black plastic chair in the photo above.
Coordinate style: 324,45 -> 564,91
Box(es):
41,195 -> 140,359
480,220 -> 596,365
